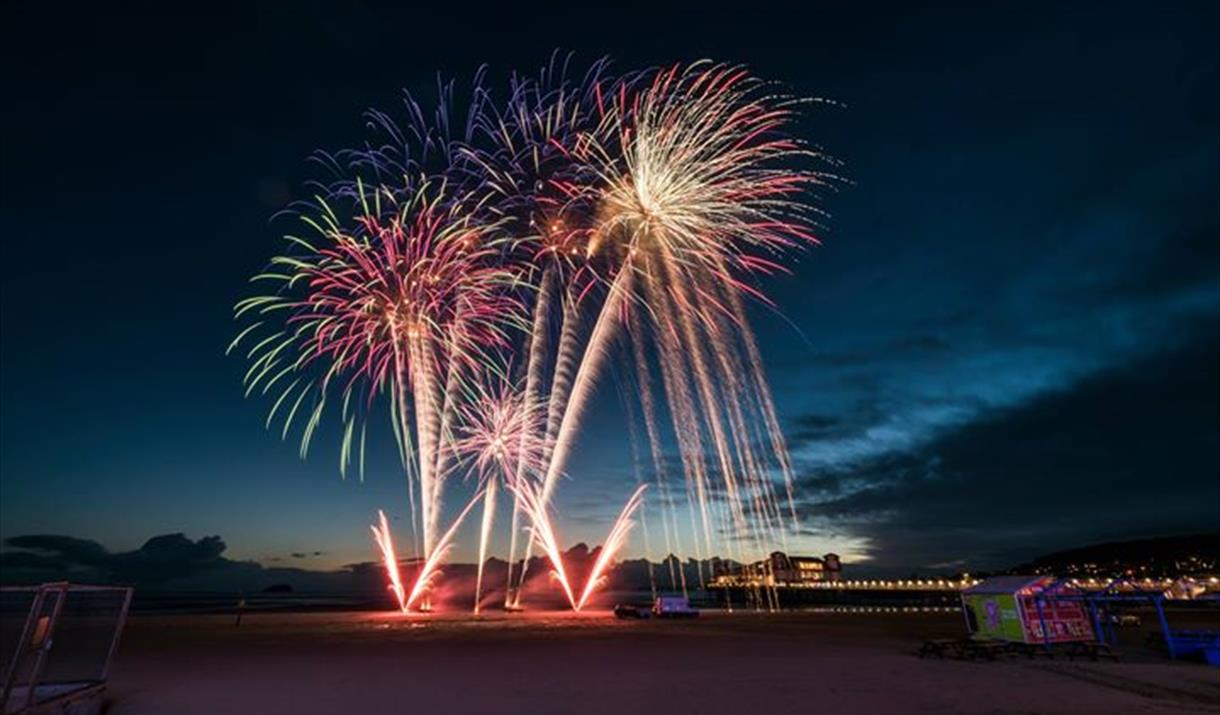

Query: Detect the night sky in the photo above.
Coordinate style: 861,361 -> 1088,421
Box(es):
2,2 -> 1217,579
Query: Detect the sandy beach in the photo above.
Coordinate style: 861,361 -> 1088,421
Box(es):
102,609 -> 1220,714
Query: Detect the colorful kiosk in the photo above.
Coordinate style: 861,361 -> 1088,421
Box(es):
962,576 -> 1094,645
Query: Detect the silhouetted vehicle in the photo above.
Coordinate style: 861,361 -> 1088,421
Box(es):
614,603 -> 651,619
652,596 -> 698,618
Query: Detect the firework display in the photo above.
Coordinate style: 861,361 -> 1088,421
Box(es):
231,57 -> 835,613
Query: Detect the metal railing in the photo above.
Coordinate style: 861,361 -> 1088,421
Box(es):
1,583 -> 133,714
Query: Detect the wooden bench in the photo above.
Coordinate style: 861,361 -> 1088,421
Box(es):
1009,642 -> 1056,659
959,639 -> 1012,661
1063,641 -> 1120,662
918,638 -> 965,659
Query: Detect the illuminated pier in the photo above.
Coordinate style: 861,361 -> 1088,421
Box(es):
707,553 -> 1220,595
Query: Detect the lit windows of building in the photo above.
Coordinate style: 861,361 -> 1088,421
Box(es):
710,552 -> 843,588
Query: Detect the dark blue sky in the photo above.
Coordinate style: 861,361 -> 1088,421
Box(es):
2,2 -> 1216,576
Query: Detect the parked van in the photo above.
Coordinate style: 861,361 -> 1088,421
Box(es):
653,596 -> 699,618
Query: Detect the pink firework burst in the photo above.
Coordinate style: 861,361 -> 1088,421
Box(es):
291,186 -> 520,397
452,378 -> 544,483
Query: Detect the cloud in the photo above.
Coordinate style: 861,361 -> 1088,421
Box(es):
765,130 -> 1219,575
794,329 -> 1220,574
3,533 -> 229,583
0,533 -> 355,593
0,532 -> 689,599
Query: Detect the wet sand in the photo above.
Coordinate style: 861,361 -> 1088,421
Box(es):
107,610 -> 1220,714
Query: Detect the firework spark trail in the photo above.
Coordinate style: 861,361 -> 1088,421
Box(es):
697,297 -> 787,607
407,334 -> 441,560
711,319 -> 786,556
510,291 -> 572,600
430,332 -> 465,513
667,262 -> 751,551
648,277 -> 715,582
511,480 -> 578,609
576,484 -> 647,610
697,293 -> 794,601
473,479 -> 497,613
504,499 -> 522,608
390,340 -> 423,556
629,285 -> 700,594
696,269 -> 792,556
659,365 -> 713,590
513,268 -> 632,601
540,267 -> 632,505
541,288 -> 584,467
370,510 -> 407,612
626,314 -> 681,593
726,283 -> 800,530
405,490 -> 484,611
620,394 -> 658,599
505,267 -> 557,606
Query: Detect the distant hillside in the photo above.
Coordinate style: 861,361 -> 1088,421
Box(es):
0,531 -> 719,598
1011,533 -> 1218,577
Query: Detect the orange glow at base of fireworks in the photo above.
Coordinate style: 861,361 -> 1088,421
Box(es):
371,485 -> 646,613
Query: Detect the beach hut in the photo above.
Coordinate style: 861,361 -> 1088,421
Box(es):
961,576 -> 1093,644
